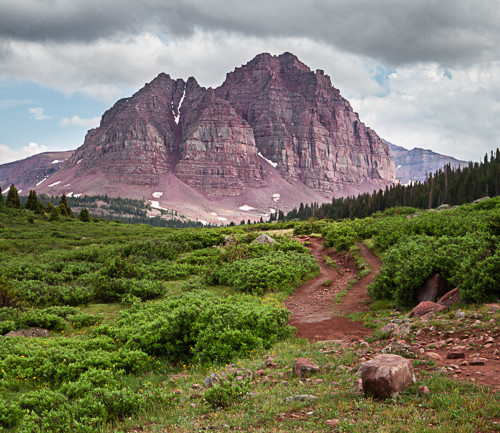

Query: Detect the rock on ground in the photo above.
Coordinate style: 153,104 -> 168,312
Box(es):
361,354 -> 414,399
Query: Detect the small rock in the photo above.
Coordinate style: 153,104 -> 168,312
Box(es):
293,358 -> 320,377
263,357 -> 276,369
284,395 -> 318,403
418,385 -> 430,394
469,357 -> 487,365
485,337 -> 494,344
472,320 -> 482,326
254,369 -> 265,377
446,352 -> 465,359
460,360 -> 468,366
202,374 -> 220,388
326,419 -> 340,427
354,378 -> 363,391
437,288 -> 461,307
409,301 -> 447,318
417,274 -> 451,303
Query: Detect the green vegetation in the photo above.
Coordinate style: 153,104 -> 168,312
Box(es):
0,189 -> 498,432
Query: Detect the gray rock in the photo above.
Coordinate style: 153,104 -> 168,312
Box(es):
252,234 -> 277,245
283,395 -> 318,403
361,354 -> 414,399
417,274 -> 450,303
293,358 -> 320,377
202,373 -> 220,388
4,327 -> 50,338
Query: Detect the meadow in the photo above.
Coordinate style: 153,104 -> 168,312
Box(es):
0,196 -> 498,432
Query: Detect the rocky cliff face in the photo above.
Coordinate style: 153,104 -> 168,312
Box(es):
5,52 -> 400,222
387,142 -> 466,184
216,53 -> 396,192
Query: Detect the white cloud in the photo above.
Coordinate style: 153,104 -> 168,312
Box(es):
350,62 -> 500,161
29,107 -> 51,120
60,115 -> 100,127
0,141 -> 48,164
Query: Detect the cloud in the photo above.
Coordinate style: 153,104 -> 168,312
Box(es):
1,1 -> 499,66
350,61 -> 500,161
29,107 -> 51,120
0,141 -> 48,164
60,115 -> 100,127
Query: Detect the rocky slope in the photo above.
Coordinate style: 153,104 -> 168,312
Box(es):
388,141 -> 466,184
3,53 -> 399,223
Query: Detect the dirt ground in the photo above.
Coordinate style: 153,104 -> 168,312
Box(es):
285,237 -> 500,391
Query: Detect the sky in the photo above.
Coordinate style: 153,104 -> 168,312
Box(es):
1,0 -> 499,165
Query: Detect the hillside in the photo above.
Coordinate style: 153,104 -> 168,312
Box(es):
0,195 -> 498,432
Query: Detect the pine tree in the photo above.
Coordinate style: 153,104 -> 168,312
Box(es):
5,184 -> 21,208
78,208 -> 91,222
25,190 -> 39,211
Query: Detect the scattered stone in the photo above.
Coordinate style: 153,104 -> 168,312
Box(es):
382,342 -> 417,359
4,328 -> 50,338
469,358 -> 487,366
169,373 -> 187,380
354,378 -> 363,392
418,385 -> 430,394
485,337 -> 494,344
361,354 -> 414,399
446,352 -> 465,359
254,370 -> 265,377
425,352 -> 443,361
454,311 -> 467,318
417,274 -> 451,303
437,288 -> 461,307
460,360 -> 468,366
326,419 -> 340,427
472,320 -> 482,326
262,357 -> 276,369
202,373 -> 220,388
409,301 -> 447,318
293,358 -> 320,377
486,304 -> 499,312
284,395 -> 318,403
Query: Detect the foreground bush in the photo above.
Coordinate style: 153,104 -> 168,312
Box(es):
97,290 -> 293,364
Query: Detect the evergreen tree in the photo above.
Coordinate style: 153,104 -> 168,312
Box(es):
78,208 -> 91,222
49,205 -> 60,221
58,194 -> 73,218
5,184 -> 21,208
25,190 -> 39,211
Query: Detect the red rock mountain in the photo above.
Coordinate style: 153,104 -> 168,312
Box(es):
3,53 -> 397,224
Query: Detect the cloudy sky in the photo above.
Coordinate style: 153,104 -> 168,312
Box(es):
1,0 -> 499,164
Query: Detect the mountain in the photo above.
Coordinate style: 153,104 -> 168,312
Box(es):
387,142 -> 467,184
1,53 -> 397,224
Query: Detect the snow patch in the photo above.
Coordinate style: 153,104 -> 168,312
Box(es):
48,181 -> 61,187
239,205 -> 255,211
51,160 -> 62,164
66,192 -> 73,198
217,216 -> 227,222
2,188 -> 9,194
269,208 -> 277,214
396,164 -> 402,170
36,177 -> 48,186
150,200 -> 168,212
258,152 -> 278,168
272,193 -> 280,202
172,87 -> 186,125
64,184 -> 71,187
210,212 -> 218,216
73,193 -> 82,198
77,159 -> 82,164
18,190 -> 22,194
198,219 -> 208,226
152,192 -> 163,199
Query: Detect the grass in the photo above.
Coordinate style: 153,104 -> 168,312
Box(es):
105,338 -> 499,432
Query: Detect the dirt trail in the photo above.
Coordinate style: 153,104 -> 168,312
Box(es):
284,238 -> 381,342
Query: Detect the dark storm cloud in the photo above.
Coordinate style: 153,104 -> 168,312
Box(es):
1,0 -> 499,66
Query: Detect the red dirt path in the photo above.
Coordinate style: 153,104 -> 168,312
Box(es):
284,237 -> 381,342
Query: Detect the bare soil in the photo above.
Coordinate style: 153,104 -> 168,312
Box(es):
284,237 -> 379,342
285,237 -> 500,391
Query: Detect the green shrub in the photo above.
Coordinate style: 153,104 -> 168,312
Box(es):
203,376 -> 252,409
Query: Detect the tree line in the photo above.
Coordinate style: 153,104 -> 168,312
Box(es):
284,149 -> 500,221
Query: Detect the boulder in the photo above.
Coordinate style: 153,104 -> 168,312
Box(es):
293,358 -> 320,377
361,354 -> 414,399
438,288 -> 461,307
252,234 -> 277,245
417,274 -> 450,303
409,301 -> 447,318
4,327 -> 50,338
